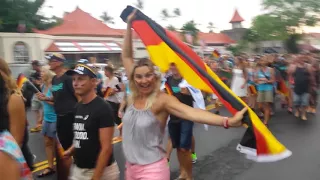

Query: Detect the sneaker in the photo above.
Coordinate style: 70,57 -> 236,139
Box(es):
191,153 -> 197,164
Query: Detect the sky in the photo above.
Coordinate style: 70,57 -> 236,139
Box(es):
40,0 -> 320,33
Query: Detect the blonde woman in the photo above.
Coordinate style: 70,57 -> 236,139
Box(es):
36,66 -> 57,177
121,11 -> 247,180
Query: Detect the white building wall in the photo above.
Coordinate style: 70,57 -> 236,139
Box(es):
0,32 -> 149,63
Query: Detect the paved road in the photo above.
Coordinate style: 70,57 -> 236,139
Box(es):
27,103 -> 319,180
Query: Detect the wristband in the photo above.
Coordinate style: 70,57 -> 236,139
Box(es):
223,117 -> 229,129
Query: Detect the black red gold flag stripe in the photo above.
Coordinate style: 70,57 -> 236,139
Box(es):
120,6 -> 291,162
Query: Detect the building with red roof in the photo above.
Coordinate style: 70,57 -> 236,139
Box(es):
0,7 -> 239,67
221,9 -> 248,42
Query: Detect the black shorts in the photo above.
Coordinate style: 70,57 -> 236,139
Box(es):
107,101 -> 121,125
168,120 -> 194,150
56,113 -> 74,150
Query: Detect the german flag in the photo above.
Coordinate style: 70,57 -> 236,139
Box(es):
17,73 -> 28,89
120,6 -> 291,162
103,87 -> 112,99
212,49 -> 220,58
164,82 -> 173,95
277,77 -> 289,97
248,85 -> 257,95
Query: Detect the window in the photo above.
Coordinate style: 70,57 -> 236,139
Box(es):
13,42 -> 29,64
136,47 -> 146,50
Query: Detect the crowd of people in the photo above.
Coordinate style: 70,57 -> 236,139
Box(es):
0,11 -> 319,180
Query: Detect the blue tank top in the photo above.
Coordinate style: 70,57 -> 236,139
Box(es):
124,80 -> 131,95
256,68 -> 273,91
42,86 -> 57,122
247,68 -> 255,85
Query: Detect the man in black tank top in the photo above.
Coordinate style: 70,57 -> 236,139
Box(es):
166,64 -> 195,180
289,56 -> 314,120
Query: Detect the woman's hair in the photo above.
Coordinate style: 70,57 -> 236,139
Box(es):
128,59 -> 161,109
42,66 -> 55,85
0,58 -> 19,97
0,58 -> 16,132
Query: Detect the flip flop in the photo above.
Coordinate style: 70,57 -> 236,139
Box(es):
37,167 -> 55,178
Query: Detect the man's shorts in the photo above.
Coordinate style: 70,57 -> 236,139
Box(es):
31,95 -> 42,111
257,90 -> 274,103
168,120 -> 194,150
69,162 -> 119,180
293,92 -> 309,107
41,121 -> 57,138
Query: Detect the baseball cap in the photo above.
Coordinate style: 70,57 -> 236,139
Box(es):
66,64 -> 97,78
45,53 -> 66,62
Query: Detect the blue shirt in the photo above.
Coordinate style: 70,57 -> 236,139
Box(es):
256,69 -> 273,91
42,86 -> 57,122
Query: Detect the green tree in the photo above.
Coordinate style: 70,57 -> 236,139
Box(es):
250,0 -> 320,52
173,8 -> 181,17
262,0 -> 320,31
207,22 -> 215,33
100,11 -> 114,24
161,8 -> 181,31
285,33 -> 301,53
0,0 -> 61,32
251,14 -> 288,41
167,25 -> 176,31
161,9 -> 170,20
181,20 -> 200,44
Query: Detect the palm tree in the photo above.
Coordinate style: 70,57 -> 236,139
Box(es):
161,9 -> 170,20
181,20 -> 200,44
173,8 -> 181,17
167,25 -> 176,31
207,22 -> 215,33
100,11 -> 114,24
135,0 -> 144,9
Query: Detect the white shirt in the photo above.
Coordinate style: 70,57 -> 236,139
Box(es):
104,76 -> 121,103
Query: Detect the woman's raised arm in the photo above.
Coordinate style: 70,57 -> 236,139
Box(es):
121,10 -> 137,78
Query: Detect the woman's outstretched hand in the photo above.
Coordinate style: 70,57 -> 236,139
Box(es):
229,107 -> 248,127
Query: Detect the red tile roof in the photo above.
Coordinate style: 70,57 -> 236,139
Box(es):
229,9 -> 244,23
33,7 -> 122,37
198,32 -> 236,44
167,31 -> 235,44
34,7 -> 235,44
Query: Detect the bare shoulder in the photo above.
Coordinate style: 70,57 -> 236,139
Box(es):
153,92 -> 174,110
8,93 -> 25,112
8,93 -> 24,106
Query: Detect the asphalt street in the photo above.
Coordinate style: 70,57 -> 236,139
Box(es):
27,102 -> 319,180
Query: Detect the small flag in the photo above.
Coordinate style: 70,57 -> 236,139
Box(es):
16,73 -> 40,93
103,87 -> 112,98
164,82 -> 173,95
212,49 -> 220,58
248,85 -> 257,95
16,73 -> 28,89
